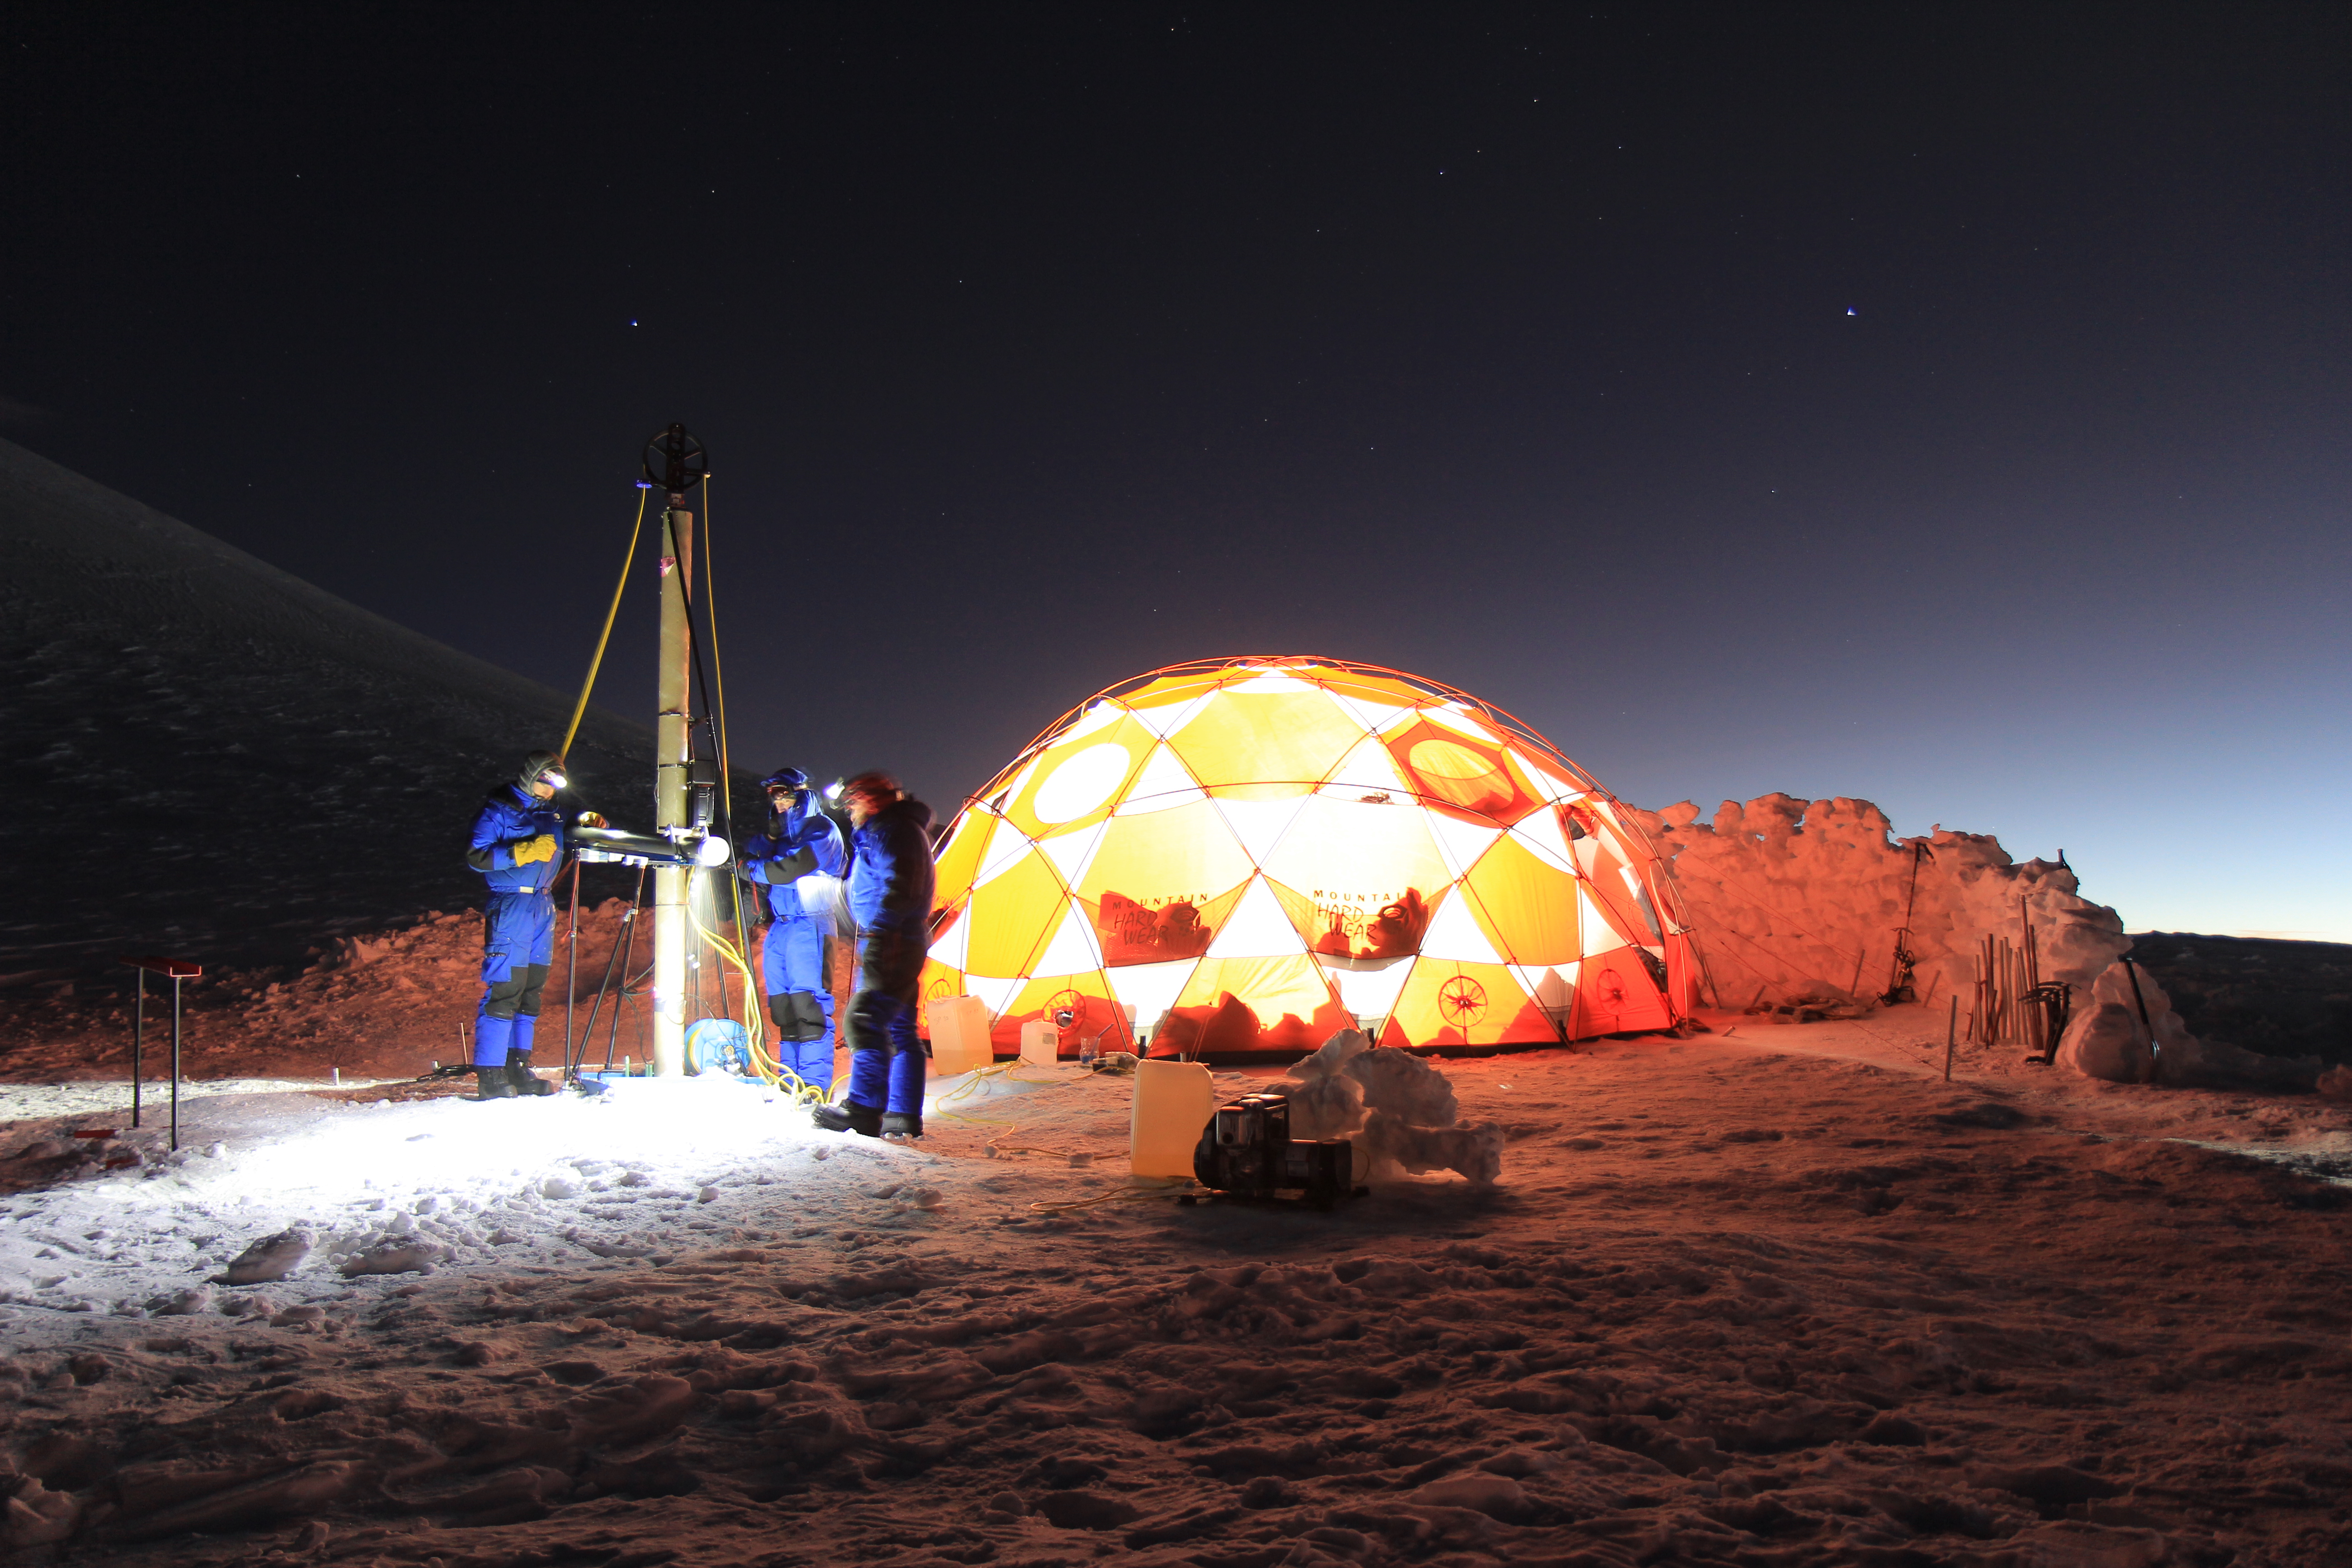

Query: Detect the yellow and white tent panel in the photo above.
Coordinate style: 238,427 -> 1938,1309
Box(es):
920,657 -> 1697,1056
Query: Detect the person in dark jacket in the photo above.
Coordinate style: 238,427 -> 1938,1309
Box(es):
813,770 -> 936,1137
740,766 -> 848,1093
463,749 -> 571,1099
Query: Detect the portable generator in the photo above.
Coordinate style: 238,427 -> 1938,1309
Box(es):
1191,1091 -> 1358,1209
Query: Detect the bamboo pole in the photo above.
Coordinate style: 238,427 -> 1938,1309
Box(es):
1976,940 -> 1987,1043
1944,994 -> 1958,1082
2006,940 -> 2020,1045
1968,947 -> 1982,1042
1974,941 -> 1989,1043
1994,940 -> 2013,1048
1985,940 -> 2004,1048
1992,937 -> 2006,1045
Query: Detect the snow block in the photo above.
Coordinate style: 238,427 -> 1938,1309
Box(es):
212,1227 -> 313,1286
2055,1002 -> 2151,1083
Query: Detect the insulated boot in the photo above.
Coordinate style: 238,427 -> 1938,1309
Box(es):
474,1066 -> 516,1100
812,1099 -> 883,1137
505,1049 -> 554,1097
879,1112 -> 923,1139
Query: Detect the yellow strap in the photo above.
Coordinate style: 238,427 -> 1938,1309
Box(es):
697,477 -> 772,1054
559,486 -> 650,762
701,478 -> 747,967
686,887 -> 835,1103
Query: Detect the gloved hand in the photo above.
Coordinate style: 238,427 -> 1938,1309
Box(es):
512,833 -> 558,867
575,811 -> 608,829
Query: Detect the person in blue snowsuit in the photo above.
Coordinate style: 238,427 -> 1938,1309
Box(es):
813,771 -> 936,1139
740,767 -> 848,1093
463,750 -> 571,1099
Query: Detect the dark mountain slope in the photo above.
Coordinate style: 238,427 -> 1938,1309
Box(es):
0,437 -> 655,978
2124,932 -> 2352,1067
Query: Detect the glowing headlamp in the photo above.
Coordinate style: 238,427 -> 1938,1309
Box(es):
538,769 -> 568,790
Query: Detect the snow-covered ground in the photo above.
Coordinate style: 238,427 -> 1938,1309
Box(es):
15,389 -> 2348,1566
5,1011 -> 2349,1567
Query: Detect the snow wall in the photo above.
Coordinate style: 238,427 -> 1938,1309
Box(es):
1627,793 -> 2313,1090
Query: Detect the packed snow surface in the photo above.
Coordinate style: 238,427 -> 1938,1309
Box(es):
5,1018 -> 2349,1567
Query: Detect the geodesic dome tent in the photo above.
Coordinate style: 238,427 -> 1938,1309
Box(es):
920,658 -> 1697,1056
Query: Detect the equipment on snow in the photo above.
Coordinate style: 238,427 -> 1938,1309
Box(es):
684,1017 -> 753,1076
1192,1091 -> 1356,1210
1881,840 -> 1932,1004
570,823 -> 730,868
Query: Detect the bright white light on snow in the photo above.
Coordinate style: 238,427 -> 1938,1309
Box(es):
174,1077 -> 806,1220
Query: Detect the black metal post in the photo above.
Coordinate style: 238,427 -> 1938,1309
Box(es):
565,859 -> 582,1073
2122,955 -> 2160,1085
122,956 -> 200,1146
132,969 -> 146,1130
170,974 -> 184,1151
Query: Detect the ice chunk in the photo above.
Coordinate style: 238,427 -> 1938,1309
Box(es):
1278,1029 -> 1371,1139
1347,1044 -> 1460,1128
1360,1115 -> 1504,1186
1408,1473 -> 1529,1517
1284,1029 -> 1503,1185
149,1284 -> 214,1315
2055,1002 -> 2151,1083
339,1243 -> 447,1276
214,1227 -> 313,1285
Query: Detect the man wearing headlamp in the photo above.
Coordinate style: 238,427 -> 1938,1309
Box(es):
740,766 -> 848,1094
461,749 -> 572,1099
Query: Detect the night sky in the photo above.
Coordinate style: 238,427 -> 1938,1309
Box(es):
5,6 -> 2345,939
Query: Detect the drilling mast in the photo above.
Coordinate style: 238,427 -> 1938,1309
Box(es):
644,424 -> 708,1078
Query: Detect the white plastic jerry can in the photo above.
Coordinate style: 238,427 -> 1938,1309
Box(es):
926,996 -> 993,1076
1019,1020 -> 1059,1066
1131,1058 -> 1215,1178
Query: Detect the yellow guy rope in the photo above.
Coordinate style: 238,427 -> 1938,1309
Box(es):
1029,1185 -> 1185,1214
700,477 -> 764,1049
686,889 -> 832,1103
690,481 -> 833,1102
559,486 -> 650,762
